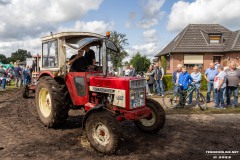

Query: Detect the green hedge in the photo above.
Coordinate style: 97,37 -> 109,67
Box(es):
163,75 -> 207,91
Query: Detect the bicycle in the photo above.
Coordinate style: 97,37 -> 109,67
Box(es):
163,83 -> 207,110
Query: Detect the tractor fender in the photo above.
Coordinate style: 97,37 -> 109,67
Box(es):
37,71 -> 54,81
82,104 -> 104,129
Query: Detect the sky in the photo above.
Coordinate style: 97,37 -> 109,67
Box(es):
0,0 -> 240,62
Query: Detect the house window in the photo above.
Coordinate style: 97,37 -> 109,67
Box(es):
209,35 -> 222,44
184,54 -> 203,69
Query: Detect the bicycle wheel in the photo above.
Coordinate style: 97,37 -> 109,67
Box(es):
163,90 -> 180,109
197,93 -> 207,110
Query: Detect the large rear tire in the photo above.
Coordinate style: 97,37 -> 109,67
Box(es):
35,76 -> 70,127
85,110 -> 123,154
134,99 -> 165,133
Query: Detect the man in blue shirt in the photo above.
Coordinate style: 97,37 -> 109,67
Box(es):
204,63 -> 218,103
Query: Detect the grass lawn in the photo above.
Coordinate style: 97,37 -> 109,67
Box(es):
0,80 -> 18,94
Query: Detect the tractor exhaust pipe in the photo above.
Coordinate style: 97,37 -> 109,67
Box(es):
102,40 -> 108,77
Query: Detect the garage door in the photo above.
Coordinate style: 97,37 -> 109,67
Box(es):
184,54 -> 203,64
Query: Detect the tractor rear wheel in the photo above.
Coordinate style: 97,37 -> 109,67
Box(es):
134,99 -> 165,133
35,76 -> 70,127
85,110 -> 123,154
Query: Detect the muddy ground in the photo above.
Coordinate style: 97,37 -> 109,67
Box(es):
0,89 -> 240,160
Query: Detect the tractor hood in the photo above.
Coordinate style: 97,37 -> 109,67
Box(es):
89,76 -> 145,90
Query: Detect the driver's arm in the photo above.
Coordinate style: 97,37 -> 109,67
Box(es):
68,54 -> 82,65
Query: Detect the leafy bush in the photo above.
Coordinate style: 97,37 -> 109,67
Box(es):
162,75 -> 174,91
163,74 -> 207,91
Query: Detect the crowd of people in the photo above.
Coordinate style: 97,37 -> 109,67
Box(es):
0,61 -> 33,91
124,63 -> 165,96
172,61 -> 240,108
123,60 -> 239,108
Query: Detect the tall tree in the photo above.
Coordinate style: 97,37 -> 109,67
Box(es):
109,31 -> 129,69
0,54 -> 7,63
10,49 -> 32,62
130,53 -> 151,72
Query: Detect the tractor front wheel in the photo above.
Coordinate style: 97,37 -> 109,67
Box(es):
85,110 -> 123,154
134,99 -> 165,133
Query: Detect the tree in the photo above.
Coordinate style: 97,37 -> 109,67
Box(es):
109,31 -> 129,69
9,49 -> 32,62
161,56 -> 167,74
130,53 -> 151,72
0,54 -> 7,63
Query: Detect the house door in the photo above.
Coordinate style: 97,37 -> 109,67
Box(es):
213,56 -> 221,64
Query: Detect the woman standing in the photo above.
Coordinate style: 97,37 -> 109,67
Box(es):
146,65 -> 155,96
188,66 -> 202,105
0,64 -> 7,91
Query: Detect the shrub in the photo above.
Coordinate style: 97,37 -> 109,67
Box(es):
163,74 -> 207,91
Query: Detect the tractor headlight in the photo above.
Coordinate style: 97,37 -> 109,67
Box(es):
139,92 -> 144,98
130,93 -> 135,100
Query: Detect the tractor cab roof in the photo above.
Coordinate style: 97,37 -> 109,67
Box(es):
41,32 -> 105,42
41,32 -> 118,52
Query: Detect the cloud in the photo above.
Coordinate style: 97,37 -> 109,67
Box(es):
0,0 -> 105,56
0,39 -> 41,57
57,20 -> 114,35
142,29 -> 158,42
142,0 -> 165,19
126,29 -> 161,61
167,0 -> 240,32
137,0 -> 165,29
125,12 -> 137,29
0,20 -> 113,57
0,0 -> 11,5
0,0 -> 103,40
137,18 -> 158,29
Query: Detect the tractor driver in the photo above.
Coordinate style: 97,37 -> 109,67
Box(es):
68,49 -> 88,72
84,45 -> 96,66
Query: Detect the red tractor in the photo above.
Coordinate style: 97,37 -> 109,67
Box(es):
31,32 -> 165,153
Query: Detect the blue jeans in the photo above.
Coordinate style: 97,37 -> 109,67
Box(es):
214,88 -> 225,108
188,83 -> 201,104
1,78 -> 6,90
156,80 -> 164,95
207,81 -> 215,102
226,86 -> 239,107
173,85 -> 179,96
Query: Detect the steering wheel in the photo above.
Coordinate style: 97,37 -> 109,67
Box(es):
80,66 -> 90,72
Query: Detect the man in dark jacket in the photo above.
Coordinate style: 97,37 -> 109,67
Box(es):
155,63 -> 164,96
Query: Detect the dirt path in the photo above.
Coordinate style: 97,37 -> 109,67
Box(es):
0,89 -> 240,160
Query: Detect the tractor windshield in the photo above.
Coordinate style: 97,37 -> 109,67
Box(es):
65,37 -> 102,51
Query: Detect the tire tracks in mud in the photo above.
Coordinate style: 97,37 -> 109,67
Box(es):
0,88 -> 23,106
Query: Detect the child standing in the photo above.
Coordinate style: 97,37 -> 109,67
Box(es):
178,67 -> 193,107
